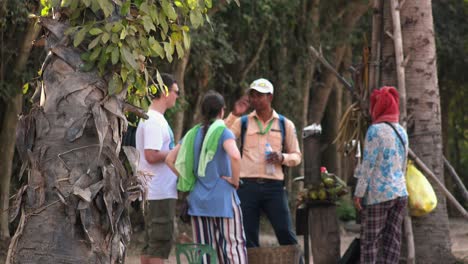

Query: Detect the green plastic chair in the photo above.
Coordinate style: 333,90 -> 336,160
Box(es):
176,243 -> 218,264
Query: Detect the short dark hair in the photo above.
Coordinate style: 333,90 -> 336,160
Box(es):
149,73 -> 177,99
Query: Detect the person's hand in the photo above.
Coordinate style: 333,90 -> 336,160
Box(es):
222,176 -> 239,189
266,151 -> 284,165
232,95 -> 250,116
353,196 -> 363,211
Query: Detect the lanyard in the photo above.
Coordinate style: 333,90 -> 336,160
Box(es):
254,116 -> 275,135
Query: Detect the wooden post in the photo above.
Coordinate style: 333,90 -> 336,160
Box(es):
303,125 -> 341,263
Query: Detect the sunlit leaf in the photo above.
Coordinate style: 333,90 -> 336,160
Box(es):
89,28 -> 103,35
22,83 -> 29,94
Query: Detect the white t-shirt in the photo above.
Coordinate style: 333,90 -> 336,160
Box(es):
136,109 -> 177,200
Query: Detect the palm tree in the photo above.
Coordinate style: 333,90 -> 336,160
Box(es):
380,0 -> 454,262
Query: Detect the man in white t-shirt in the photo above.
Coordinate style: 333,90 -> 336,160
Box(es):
136,73 -> 179,264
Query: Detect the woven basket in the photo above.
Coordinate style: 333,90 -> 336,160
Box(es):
247,245 -> 301,264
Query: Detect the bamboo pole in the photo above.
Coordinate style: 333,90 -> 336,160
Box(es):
389,0 -> 408,127
388,1 -> 415,262
443,156 -> 468,203
369,0 -> 383,90
409,149 -> 468,220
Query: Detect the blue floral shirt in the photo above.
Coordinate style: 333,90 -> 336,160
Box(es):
354,123 -> 409,205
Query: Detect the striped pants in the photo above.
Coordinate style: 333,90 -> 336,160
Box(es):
360,197 -> 407,264
191,196 -> 248,264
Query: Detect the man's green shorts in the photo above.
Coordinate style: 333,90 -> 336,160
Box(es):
141,199 -> 177,258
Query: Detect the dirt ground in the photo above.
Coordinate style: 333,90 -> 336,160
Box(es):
125,217 -> 468,264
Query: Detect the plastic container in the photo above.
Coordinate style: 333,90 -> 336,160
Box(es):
265,143 -> 275,175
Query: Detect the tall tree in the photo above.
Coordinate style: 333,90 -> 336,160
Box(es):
0,1 -> 42,261
5,0 -> 221,262
380,0 -> 454,262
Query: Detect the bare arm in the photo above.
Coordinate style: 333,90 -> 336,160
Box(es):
222,138 -> 241,189
144,149 -> 169,164
165,144 -> 181,177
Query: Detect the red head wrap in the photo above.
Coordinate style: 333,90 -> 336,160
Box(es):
370,86 -> 400,124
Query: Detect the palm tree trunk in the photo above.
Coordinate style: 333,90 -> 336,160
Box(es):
380,0 -> 455,262
8,18 -> 132,264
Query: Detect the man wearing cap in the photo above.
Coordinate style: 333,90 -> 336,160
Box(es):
136,73 -> 179,264
224,78 -> 302,250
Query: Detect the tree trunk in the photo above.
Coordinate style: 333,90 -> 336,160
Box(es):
307,1 -> 370,124
172,51 -> 190,141
8,18 -> 133,264
0,17 -> 41,263
381,1 -> 455,262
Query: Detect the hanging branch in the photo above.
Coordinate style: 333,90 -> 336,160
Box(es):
443,156 -> 468,203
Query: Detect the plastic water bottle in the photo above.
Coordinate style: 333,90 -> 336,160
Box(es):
265,143 -> 275,175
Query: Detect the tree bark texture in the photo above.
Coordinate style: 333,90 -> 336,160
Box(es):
7,18 -> 135,264
380,1 -> 454,262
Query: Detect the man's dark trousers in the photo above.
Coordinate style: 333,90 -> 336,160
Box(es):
237,179 -> 298,247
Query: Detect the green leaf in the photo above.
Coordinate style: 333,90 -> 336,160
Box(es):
121,67 -> 128,82
204,0 -> 212,8
161,0 -> 177,20
97,0 -> 114,17
89,47 -> 102,61
88,35 -> 102,49
101,32 -> 110,44
175,42 -> 184,59
159,12 -> 168,34
182,31 -> 191,50
111,33 -> 119,43
120,28 -> 128,39
74,27 -> 88,47
82,0 -> 91,7
104,23 -> 113,31
111,46 -> 120,65
111,22 -> 123,33
139,2 -> 150,14
108,73 -> 123,95
142,15 -> 156,33
163,42 -> 173,62
22,83 -> 29,94
189,10 -> 203,28
121,47 -> 139,70
120,0 -> 131,15
151,41 -> 164,58
174,0 -> 183,8
97,51 -> 109,73
187,0 -> 197,9
89,28 -> 103,35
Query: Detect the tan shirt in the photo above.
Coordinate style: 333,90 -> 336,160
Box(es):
225,111 -> 302,180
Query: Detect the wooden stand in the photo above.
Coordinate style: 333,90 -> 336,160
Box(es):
309,203 -> 341,264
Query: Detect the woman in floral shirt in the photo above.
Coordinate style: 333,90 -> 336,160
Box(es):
354,86 -> 408,264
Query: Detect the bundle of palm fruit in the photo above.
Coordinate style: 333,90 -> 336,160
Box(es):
297,167 -> 348,205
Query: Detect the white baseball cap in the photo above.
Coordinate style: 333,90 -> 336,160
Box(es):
248,78 -> 274,94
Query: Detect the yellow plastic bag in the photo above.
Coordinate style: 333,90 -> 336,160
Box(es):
405,160 -> 437,216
